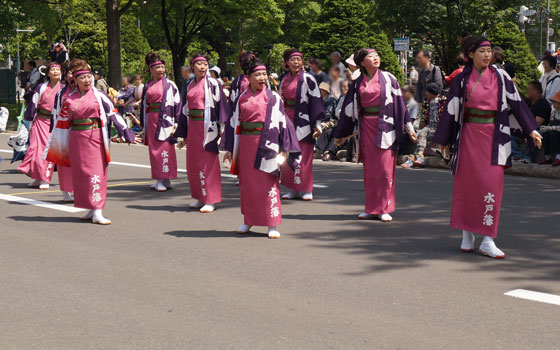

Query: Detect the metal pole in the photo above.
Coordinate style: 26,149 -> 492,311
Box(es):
540,13 -> 543,55
546,0 -> 550,50
16,35 -> 20,74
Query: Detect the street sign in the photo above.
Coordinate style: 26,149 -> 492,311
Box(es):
394,38 -> 409,52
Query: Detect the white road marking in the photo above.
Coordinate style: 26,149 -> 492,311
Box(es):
0,193 -> 86,213
1,150 -> 328,187
505,289 -> 560,306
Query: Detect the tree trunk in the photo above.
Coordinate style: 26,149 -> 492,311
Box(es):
106,0 -> 122,89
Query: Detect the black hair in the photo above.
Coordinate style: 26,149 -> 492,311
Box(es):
456,53 -> 467,66
403,85 -> 415,95
28,61 -> 36,68
492,46 -> 505,65
461,35 -> 489,59
283,48 -> 302,63
527,80 -> 543,94
241,54 -> 265,76
419,50 -> 431,59
190,52 -> 209,67
353,48 -> 380,76
145,51 -> 165,67
309,57 -> 323,69
542,55 -> 557,70
238,50 -> 255,64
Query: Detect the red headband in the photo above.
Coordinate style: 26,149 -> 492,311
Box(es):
191,56 -> 208,65
289,51 -> 303,58
468,40 -> 492,52
149,60 -> 164,68
73,70 -> 91,78
47,63 -> 61,69
248,65 -> 267,74
367,49 -> 377,54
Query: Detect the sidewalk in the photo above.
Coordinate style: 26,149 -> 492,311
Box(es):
397,155 -> 560,180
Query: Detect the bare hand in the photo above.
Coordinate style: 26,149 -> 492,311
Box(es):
223,151 -> 232,164
531,131 -> 543,149
176,139 -> 186,149
408,129 -> 418,143
313,127 -> 323,139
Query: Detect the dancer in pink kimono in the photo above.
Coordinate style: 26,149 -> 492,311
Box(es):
222,56 -> 301,238
434,36 -> 542,258
18,62 -> 62,190
51,67 -> 75,201
176,53 -> 229,213
140,52 -> 180,192
279,49 -> 327,201
334,49 -> 417,222
46,59 -> 136,224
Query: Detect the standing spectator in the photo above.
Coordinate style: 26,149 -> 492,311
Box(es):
399,85 -> 420,158
314,82 -> 338,161
133,75 -> 144,104
116,76 -> 136,115
330,51 -> 347,80
409,66 -> 418,86
328,66 -> 343,100
445,54 -> 466,86
309,58 -> 329,86
539,91 -> 560,166
491,46 -> 505,68
412,82 -> 446,167
513,81 -> 550,163
539,55 -> 560,104
26,61 -> 41,91
209,66 -> 224,85
415,50 -> 443,103
93,68 -> 109,94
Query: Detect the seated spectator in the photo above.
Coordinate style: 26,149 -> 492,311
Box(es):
445,53 -> 466,86
269,73 -> 280,92
539,55 -> 560,104
132,74 -> 144,110
403,82 -> 446,168
330,51 -> 347,80
0,103 -> 8,133
513,81 -> 550,163
209,66 -> 224,84
93,68 -> 109,94
314,82 -> 339,161
539,91 -> 560,166
399,85 -> 419,156
309,58 -> 329,86
329,66 -> 343,100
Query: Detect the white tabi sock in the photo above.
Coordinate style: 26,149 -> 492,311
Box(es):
92,209 -> 111,225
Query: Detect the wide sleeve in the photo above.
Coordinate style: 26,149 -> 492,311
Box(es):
306,75 -> 327,125
220,99 -> 237,153
433,77 -> 462,146
216,81 -> 230,125
505,77 -> 539,136
24,83 -> 43,121
332,82 -> 358,139
102,93 -> 135,143
279,102 -> 301,171
139,84 -> 147,128
175,98 -> 188,138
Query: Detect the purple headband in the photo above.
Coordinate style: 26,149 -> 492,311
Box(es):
149,60 -> 164,68
468,40 -> 491,52
289,51 -> 303,58
73,70 -> 91,78
191,56 -> 208,65
248,65 -> 267,74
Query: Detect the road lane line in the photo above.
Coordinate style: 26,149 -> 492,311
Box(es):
0,193 -> 86,213
0,149 -> 12,153
2,151 -> 328,188
505,289 -> 560,306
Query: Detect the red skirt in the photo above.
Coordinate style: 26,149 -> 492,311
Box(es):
18,116 -> 54,182
239,134 -> 281,227
451,122 -> 503,237
186,120 -> 222,204
146,112 -> 177,179
69,128 -> 107,210
360,116 -> 397,214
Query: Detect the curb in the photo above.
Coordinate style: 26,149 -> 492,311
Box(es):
397,155 -> 560,180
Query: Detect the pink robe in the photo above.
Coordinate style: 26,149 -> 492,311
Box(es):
186,77 -> 222,204
145,79 -> 178,180
65,88 -> 107,210
451,67 -> 501,237
18,82 -> 61,182
280,70 -> 314,193
359,71 -> 396,215
238,88 -> 282,227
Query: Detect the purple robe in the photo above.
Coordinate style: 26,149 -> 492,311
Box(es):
140,76 -> 181,144
433,64 -> 539,174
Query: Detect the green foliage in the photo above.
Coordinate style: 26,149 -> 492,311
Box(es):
366,34 -> 404,84
121,13 -> 151,76
267,43 -> 291,74
487,21 -> 540,94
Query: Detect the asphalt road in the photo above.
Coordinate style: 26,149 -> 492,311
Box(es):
1,132 -> 559,350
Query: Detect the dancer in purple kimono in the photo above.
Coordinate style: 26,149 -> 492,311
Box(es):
334,48 -> 417,222
18,62 -> 61,190
279,49 -> 327,201
140,52 -> 181,192
176,53 -> 229,213
433,36 -> 542,258
222,55 -> 301,238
